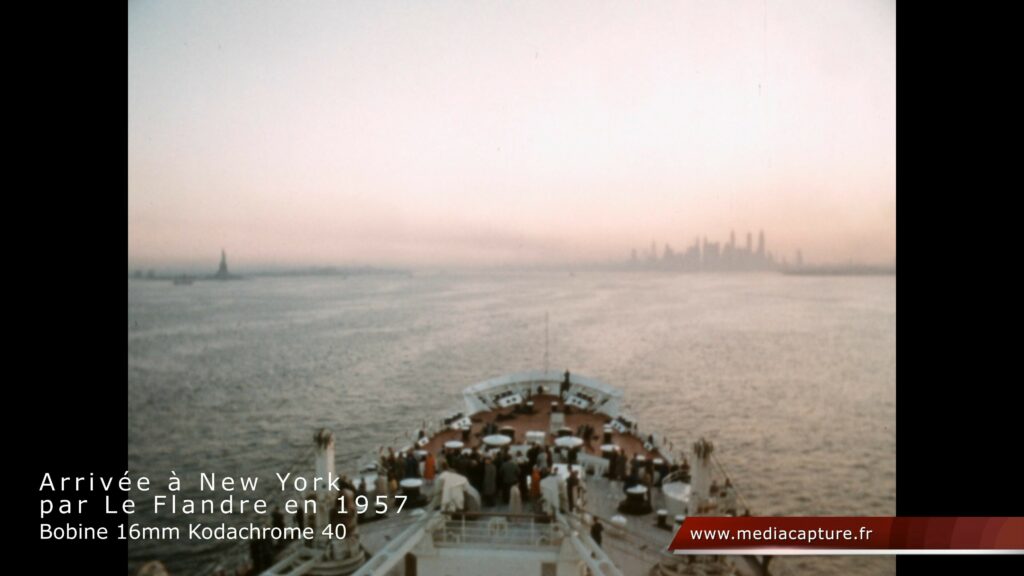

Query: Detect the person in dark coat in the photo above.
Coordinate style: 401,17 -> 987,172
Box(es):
624,467 -> 640,492
591,518 -> 603,547
615,451 -> 627,480
482,457 -> 497,507
500,457 -> 520,504
470,454 -> 483,490
567,469 -> 580,512
405,452 -> 420,479
517,457 -> 530,503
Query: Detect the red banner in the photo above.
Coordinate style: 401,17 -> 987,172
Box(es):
669,516 -> 1024,555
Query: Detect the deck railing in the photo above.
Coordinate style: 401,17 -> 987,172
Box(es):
431,511 -> 563,548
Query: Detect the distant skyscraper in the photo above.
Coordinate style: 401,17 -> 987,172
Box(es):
746,232 -> 752,253
757,230 -> 765,257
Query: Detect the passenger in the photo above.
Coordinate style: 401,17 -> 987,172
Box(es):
517,455 -> 530,502
405,452 -> 419,479
657,460 -> 670,484
328,497 -> 342,530
615,451 -> 627,480
482,457 -> 497,507
530,466 -> 541,501
339,474 -> 354,493
249,535 -> 265,571
469,454 -> 483,490
500,456 -> 520,503
304,494 -> 317,547
567,470 -> 580,512
624,467 -> 639,492
382,447 -> 394,477
388,451 -> 401,481
561,369 -> 571,399
271,506 -> 285,547
454,451 -> 469,477
424,451 -> 436,480
509,484 -> 523,514
590,518 -> 603,547
720,487 -> 738,515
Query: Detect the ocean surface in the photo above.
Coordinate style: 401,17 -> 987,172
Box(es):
127,270 -> 896,575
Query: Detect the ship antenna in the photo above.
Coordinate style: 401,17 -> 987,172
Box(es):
544,311 -> 549,374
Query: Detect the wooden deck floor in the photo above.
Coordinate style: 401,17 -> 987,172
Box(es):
421,394 -> 663,461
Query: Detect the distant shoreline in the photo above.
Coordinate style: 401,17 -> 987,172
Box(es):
780,265 -> 895,277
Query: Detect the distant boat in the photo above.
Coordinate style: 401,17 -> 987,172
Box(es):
172,276 -> 194,286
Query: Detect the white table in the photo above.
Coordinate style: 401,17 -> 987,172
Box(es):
555,436 -> 584,449
483,434 -> 511,447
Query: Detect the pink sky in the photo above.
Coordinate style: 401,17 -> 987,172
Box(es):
128,0 -> 895,269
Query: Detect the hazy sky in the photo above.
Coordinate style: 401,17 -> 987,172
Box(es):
128,0 -> 895,269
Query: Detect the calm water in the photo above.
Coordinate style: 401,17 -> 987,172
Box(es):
127,270 -> 896,575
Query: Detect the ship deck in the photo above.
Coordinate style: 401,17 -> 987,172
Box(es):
354,475 -> 762,576
422,393 -> 664,461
